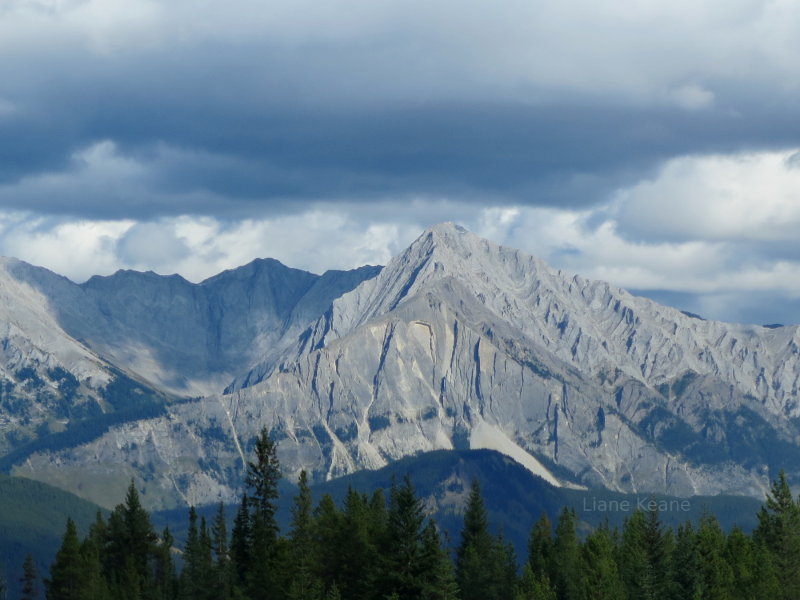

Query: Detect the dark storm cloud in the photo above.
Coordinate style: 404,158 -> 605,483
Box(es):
1,0 -> 799,220
3,93 -> 800,220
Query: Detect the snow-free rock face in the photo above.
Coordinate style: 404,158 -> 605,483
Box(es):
1,258 -> 381,397
16,223 -> 800,509
0,258 -> 116,455
0,256 -> 380,466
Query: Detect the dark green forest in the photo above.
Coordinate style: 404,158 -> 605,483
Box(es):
9,429 -> 800,600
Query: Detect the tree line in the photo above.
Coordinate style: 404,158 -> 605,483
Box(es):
14,428 -> 800,600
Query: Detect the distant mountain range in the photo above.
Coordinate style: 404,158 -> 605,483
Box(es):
1,223 -> 799,510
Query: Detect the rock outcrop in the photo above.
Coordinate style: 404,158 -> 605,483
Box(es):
13,224 -> 800,508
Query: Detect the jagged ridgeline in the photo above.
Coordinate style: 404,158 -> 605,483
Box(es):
2,224 -> 800,511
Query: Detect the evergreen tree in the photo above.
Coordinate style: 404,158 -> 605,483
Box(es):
335,488 -> 374,600
382,476 -> 426,599
230,494 -> 251,589
311,494 -> 342,592
754,470 -> 800,600
288,471 -> 321,600
79,536 -> 110,600
199,516 -> 214,598
725,525 -> 779,600
103,480 -> 158,598
694,515 -> 733,600
527,514 -> 553,578
367,488 -> 388,541
551,507 -> 584,600
46,518 -> 82,600
620,508 -> 670,600
749,539 -> 782,600
671,522 -> 701,600
489,533 -> 518,600
244,428 -> 281,600
20,554 -> 38,600
516,564 -> 557,600
419,521 -> 459,600
153,527 -> 176,600
581,525 -> 624,600
123,481 -> 158,590
180,507 -> 202,600
211,504 -> 233,600
456,480 -> 493,600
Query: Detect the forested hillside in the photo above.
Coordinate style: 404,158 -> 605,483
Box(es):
26,430 -> 800,600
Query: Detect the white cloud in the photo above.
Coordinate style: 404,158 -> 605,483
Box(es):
1,147 -> 800,324
614,149 -> 800,242
0,216 -> 134,282
0,211 -> 423,283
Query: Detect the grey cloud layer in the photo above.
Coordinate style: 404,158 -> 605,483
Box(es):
1,0 -> 799,218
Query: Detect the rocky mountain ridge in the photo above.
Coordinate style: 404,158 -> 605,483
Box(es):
9,224 -> 800,509
0,255 -> 380,464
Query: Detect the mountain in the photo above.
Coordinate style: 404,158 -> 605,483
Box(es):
7,257 -> 381,397
11,223 -> 800,510
0,256 -> 380,478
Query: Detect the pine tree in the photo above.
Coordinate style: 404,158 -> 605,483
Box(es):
381,476 -> 426,599
754,470 -> 800,600
152,527 -> 176,600
123,480 -> 158,590
725,525 -> 780,600
102,480 -> 158,598
527,514 -> 553,578
581,525 -> 624,600
180,507 -> 202,600
211,504 -> 233,600
367,488 -> 388,541
516,564 -> 557,600
79,536 -> 110,600
333,487 -> 372,600
419,521 -> 459,600
456,480 -> 494,600
551,507 -> 585,600
288,471 -> 321,600
671,522 -> 701,600
619,508 -> 670,600
312,494 -> 342,592
489,533 -> 518,600
46,518 -> 83,600
695,515 -> 733,600
199,516 -> 214,598
20,554 -> 38,600
230,494 -> 251,589
245,428 -> 281,600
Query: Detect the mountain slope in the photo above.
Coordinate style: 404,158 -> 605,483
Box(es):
10,224 -> 800,508
0,256 -> 380,471
7,257 -> 381,397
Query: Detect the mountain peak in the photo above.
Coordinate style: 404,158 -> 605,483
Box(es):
414,221 -> 481,257
425,221 -> 469,238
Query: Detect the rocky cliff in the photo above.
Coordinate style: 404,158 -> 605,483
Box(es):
13,224 -> 800,509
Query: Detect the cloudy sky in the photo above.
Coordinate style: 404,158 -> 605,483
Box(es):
1,0 -> 799,325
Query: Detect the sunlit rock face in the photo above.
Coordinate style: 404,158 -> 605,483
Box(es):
9,224 -> 800,509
